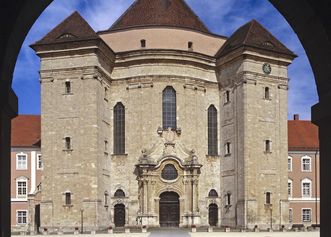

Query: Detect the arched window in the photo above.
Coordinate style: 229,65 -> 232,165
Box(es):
114,102 -> 125,154
162,86 -> 176,129
161,164 -> 178,180
208,189 -> 218,197
264,87 -> 270,99
208,105 -> 218,155
114,189 -> 125,197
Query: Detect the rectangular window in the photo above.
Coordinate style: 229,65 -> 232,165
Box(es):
225,142 -> 231,156
288,182 -> 292,197
188,41 -> 193,50
37,154 -> 43,170
140,39 -> 146,48
302,209 -> 311,222
104,140 -> 108,152
302,182 -> 311,197
265,192 -> 271,204
65,81 -> 71,94
16,154 -> 27,170
264,87 -> 270,99
17,181 -> 27,198
17,211 -> 27,224
226,193 -> 231,206
65,192 -> 71,205
302,158 -> 311,171
265,140 -> 272,153
288,158 -> 292,171
104,87 -> 108,101
224,90 -> 230,104
65,137 -> 71,150
289,208 -> 293,223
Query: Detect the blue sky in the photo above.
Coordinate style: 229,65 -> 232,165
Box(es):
13,0 -> 318,120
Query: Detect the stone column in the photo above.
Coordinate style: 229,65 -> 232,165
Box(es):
143,179 -> 148,214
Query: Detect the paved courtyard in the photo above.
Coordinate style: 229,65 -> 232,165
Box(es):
13,230 -> 320,237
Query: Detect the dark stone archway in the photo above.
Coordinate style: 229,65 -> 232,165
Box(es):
0,1 -> 330,236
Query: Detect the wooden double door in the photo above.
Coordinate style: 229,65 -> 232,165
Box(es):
114,204 -> 125,227
159,192 -> 180,227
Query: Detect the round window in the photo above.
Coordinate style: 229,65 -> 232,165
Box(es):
161,164 -> 178,180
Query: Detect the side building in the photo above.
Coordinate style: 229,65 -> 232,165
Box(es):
10,115 -> 42,233
288,114 -> 320,227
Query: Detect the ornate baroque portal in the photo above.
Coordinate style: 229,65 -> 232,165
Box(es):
136,129 -> 202,227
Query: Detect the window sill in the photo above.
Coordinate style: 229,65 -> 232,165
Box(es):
111,154 -> 128,158
264,151 -> 272,154
63,149 -> 73,152
62,93 -> 73,95
223,101 -> 230,106
63,204 -> 73,208
224,153 -> 231,157
206,154 -> 220,158
16,168 -> 28,170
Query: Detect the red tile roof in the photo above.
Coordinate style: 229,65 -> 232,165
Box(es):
108,0 -> 210,33
288,120 -> 319,151
11,115 -> 41,147
216,19 -> 296,58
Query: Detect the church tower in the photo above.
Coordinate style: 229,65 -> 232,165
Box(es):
31,12 -> 115,231
216,20 -> 296,229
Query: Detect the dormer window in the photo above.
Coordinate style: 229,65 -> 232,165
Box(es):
140,39 -> 146,48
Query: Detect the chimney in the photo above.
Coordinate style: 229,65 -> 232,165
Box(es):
293,114 -> 299,120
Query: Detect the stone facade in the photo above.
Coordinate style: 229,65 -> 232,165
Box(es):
31,1 -> 295,232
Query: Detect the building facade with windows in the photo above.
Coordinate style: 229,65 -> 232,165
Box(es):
10,115 -> 42,232
31,0 -> 296,232
288,115 -> 320,227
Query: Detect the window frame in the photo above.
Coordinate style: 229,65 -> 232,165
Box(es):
301,178 -> 312,198
302,208 -> 312,222
288,179 -> 293,197
288,156 -> 292,171
162,86 -> 177,130
16,153 -> 28,170
16,177 -> 28,199
224,142 -> 231,156
265,139 -> 272,153
37,154 -> 43,170
301,155 -> 312,172
207,105 -> 218,156
64,191 -> 72,206
113,102 -> 125,155
16,210 -> 28,225
289,208 -> 293,223
264,86 -> 271,100
224,90 -> 230,104
265,191 -> 271,205
64,136 -> 72,150
64,80 -> 72,94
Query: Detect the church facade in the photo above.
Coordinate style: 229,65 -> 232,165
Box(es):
31,0 -> 296,232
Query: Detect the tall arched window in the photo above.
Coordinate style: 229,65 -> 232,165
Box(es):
208,105 -> 218,155
162,86 -> 176,129
114,102 -> 125,154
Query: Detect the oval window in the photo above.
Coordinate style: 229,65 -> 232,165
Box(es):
161,164 -> 178,180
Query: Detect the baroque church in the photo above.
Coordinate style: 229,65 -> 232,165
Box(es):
31,0 -> 296,232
